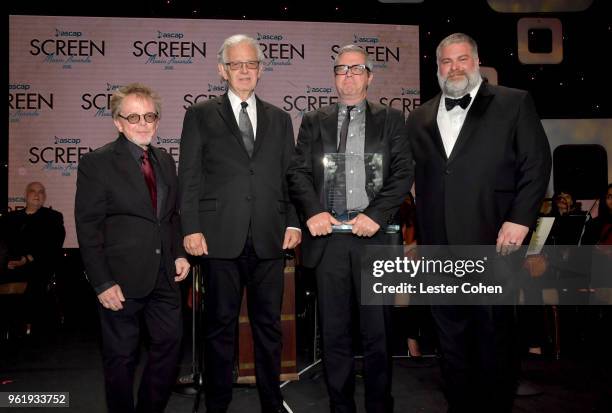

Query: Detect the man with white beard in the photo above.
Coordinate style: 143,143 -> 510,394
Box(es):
406,33 -> 551,412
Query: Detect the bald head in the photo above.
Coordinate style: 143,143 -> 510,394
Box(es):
25,182 -> 46,213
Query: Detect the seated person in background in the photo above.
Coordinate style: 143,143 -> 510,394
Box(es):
0,182 -> 65,334
582,183 -> 612,246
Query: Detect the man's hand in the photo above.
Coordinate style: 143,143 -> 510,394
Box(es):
7,256 -> 27,270
98,284 -> 125,311
174,257 -> 191,282
346,213 -> 380,237
306,212 -> 341,236
184,233 -> 208,256
496,221 -> 529,256
283,228 -> 302,249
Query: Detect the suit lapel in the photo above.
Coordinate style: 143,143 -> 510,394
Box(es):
364,101 -> 384,154
425,94 -> 448,162
112,136 -> 156,219
216,93 -> 249,156
253,95 -> 268,157
447,82 -> 494,164
320,104 -> 339,154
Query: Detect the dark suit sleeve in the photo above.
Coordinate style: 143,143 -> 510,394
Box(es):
161,152 -> 186,260
506,92 -> 552,228
363,108 -> 414,227
178,105 -> 204,236
74,153 -> 115,292
287,113 -> 326,221
281,111 -> 300,228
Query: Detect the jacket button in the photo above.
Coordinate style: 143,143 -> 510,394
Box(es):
155,249 -> 161,255
445,169 -> 451,175
246,196 -> 252,201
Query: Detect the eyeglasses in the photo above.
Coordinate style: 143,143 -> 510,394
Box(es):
225,61 -> 260,71
334,64 -> 370,75
117,112 -> 159,124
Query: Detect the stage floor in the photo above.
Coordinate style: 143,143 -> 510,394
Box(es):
2,319 -> 611,413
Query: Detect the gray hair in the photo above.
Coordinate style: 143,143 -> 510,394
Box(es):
217,34 -> 265,65
435,33 -> 479,63
334,44 -> 374,72
110,83 -> 162,119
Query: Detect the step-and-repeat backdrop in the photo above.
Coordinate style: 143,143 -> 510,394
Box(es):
8,16 -> 420,247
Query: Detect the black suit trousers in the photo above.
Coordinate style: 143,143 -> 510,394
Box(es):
202,236 -> 284,411
431,304 -> 519,413
97,269 -> 182,413
315,233 -> 394,413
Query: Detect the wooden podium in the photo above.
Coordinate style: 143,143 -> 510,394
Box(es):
236,259 -> 298,383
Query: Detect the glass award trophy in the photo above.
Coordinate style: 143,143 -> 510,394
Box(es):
322,152 -> 399,234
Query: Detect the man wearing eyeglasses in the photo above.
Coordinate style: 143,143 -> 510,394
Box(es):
178,34 -> 300,413
75,83 -> 190,413
287,44 -> 413,413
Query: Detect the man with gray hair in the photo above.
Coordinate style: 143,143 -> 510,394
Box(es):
407,33 -> 551,412
287,44 -> 413,413
178,34 -> 300,413
75,83 -> 190,412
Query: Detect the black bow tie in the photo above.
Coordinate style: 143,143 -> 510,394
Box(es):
445,94 -> 472,111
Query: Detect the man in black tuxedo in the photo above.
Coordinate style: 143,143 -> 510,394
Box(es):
75,83 -> 190,413
406,33 -> 552,412
287,45 -> 413,413
178,34 -> 301,413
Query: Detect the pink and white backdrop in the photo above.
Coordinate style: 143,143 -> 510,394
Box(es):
8,15 -> 420,247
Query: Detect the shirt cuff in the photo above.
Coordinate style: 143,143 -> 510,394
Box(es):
286,227 -> 302,232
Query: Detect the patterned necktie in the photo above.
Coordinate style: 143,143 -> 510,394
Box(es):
337,105 -> 355,153
140,150 -> 157,214
239,101 -> 255,157
445,94 -> 472,111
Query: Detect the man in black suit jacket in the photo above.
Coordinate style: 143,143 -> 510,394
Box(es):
406,33 -> 552,412
287,45 -> 413,413
75,83 -> 190,413
178,34 -> 300,413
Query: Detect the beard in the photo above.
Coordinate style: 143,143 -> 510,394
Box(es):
437,68 -> 481,97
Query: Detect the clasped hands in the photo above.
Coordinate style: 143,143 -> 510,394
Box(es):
306,212 -> 380,237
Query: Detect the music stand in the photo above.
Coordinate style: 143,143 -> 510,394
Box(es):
173,263 -> 205,413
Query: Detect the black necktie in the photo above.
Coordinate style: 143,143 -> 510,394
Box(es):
239,101 -> 255,157
337,105 -> 355,153
445,94 -> 472,111
140,150 -> 157,214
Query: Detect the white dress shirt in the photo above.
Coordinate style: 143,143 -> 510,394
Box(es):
437,77 -> 482,158
227,89 -> 257,139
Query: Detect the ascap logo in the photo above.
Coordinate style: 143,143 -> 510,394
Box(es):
257,33 -> 283,41
9,85 -> 53,122
106,83 -> 124,92
55,29 -> 82,37
353,35 -> 379,44
401,88 -> 419,95
132,32 -> 206,70
306,85 -> 333,94
54,136 -> 81,145
156,137 -> 181,163
157,31 -> 184,39
207,83 -> 227,92
8,84 -> 31,90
